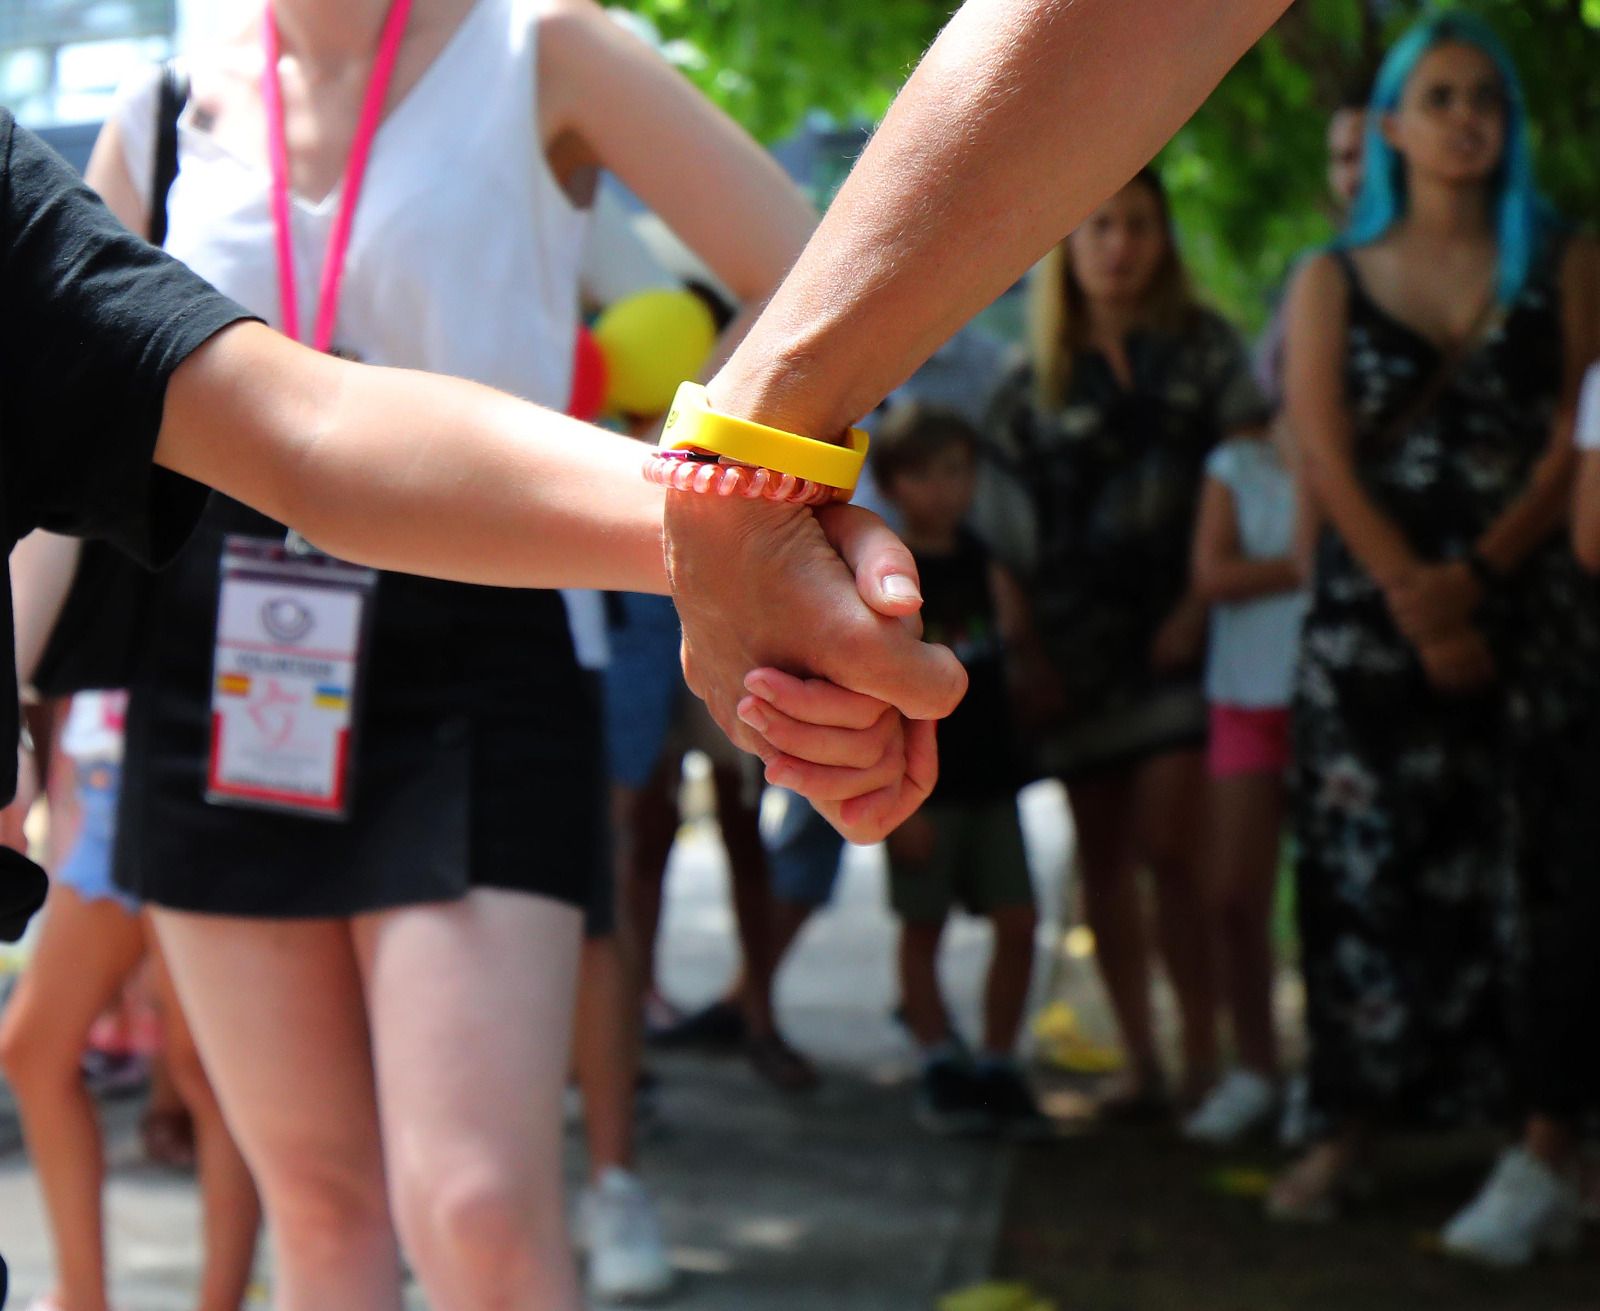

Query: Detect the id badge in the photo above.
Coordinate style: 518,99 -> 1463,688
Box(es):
206,536 -> 377,819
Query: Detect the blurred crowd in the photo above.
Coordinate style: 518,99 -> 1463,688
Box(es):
2,5 -> 1599,1310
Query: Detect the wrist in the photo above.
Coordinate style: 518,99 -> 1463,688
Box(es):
662,482 -> 809,568
706,349 -> 861,450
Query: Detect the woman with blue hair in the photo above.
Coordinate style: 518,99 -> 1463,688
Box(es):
1269,11 -> 1600,1253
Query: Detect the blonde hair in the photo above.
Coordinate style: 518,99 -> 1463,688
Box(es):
1027,168 -> 1197,411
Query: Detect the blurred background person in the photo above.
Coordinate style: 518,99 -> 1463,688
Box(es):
1273,16 -> 1600,1239
1181,410 -> 1306,1146
985,168 -> 1269,1121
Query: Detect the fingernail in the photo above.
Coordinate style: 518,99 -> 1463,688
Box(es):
881,574 -> 921,605
744,671 -> 775,700
737,699 -> 770,733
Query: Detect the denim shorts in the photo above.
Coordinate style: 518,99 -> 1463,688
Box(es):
59,761 -> 140,914
765,790 -> 845,908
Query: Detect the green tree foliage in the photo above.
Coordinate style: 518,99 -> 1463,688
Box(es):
1164,0 -> 1600,324
614,0 -> 1599,328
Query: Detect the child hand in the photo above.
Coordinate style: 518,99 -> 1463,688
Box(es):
737,667 -> 940,844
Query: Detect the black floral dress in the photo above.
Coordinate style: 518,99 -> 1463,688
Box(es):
985,310 -> 1267,779
1293,247 -> 1600,1134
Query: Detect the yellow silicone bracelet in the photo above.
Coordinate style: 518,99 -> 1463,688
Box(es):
660,382 -> 868,494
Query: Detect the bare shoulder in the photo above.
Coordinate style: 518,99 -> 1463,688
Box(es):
1559,232 -> 1600,296
535,0 -> 615,60
534,0 -> 632,121
1286,249 -> 1347,318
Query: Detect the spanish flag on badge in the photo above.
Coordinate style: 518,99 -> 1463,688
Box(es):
217,672 -> 251,697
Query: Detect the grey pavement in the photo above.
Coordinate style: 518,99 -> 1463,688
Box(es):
0,782 -> 1077,1310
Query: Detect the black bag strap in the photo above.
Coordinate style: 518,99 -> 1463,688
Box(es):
148,60 -> 189,246
1333,249 -> 1503,448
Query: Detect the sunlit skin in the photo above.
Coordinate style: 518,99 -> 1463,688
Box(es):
1326,107 -> 1366,210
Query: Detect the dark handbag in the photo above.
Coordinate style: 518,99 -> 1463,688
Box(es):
30,63 -> 190,697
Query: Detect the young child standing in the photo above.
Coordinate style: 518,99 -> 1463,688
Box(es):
1182,417 -> 1308,1144
872,405 -> 1048,1137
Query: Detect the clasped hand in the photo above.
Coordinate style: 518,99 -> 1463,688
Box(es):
1385,560 -> 1494,693
665,492 -> 968,844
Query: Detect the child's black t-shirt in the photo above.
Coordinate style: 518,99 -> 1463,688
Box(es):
914,529 -> 1020,805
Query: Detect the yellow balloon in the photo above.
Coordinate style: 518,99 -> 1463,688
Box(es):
593,288 -> 718,417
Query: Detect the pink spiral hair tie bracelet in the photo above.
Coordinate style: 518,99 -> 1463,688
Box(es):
643,450 -> 836,507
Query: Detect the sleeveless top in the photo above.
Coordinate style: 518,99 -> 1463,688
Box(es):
1308,246 -> 1564,597
114,0 -> 585,404
108,0 -> 610,916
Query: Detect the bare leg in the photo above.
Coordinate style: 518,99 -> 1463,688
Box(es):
769,898 -> 817,977
982,904 -> 1039,1058
0,886 -> 145,1311
153,911 -> 402,1311
1525,1115 -> 1577,1171
1067,772 -> 1161,1088
574,931 -> 642,1178
714,764 -> 779,1038
1136,750 -> 1219,1100
142,931 -> 261,1311
354,890 -> 584,1311
1269,1124 -> 1372,1218
898,918 -> 951,1049
1206,771 -> 1284,1078
617,766 -> 681,1008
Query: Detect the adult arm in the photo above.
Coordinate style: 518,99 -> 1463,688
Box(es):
1285,254 -> 1492,690
1463,241 -> 1596,571
1392,240 -> 1599,622
669,0 -> 1290,799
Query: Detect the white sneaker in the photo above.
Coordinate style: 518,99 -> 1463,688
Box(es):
1182,1070 -> 1278,1146
578,1168 -> 675,1303
1440,1148 -> 1583,1268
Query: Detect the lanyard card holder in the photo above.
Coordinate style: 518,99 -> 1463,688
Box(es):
206,535 -> 378,820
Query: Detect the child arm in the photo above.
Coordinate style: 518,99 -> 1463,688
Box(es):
1190,474 -> 1302,604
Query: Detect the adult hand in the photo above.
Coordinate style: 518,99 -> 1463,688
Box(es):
1385,560 -> 1482,646
666,493 -> 966,842
1416,624 -> 1496,695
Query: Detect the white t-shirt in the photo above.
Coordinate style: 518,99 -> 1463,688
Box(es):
1576,362 -> 1600,451
60,691 -> 127,765
1203,438 -> 1308,709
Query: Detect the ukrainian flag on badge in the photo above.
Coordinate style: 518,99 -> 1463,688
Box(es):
217,672 -> 251,697
314,685 -> 349,711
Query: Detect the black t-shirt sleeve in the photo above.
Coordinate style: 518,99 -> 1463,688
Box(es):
0,110 -> 258,565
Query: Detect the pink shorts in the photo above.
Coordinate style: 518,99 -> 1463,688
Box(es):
1207,704 -> 1292,779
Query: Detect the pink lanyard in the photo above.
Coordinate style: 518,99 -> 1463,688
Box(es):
261,0 -> 412,352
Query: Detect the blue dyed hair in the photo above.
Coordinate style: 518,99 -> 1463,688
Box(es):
1344,11 -> 1549,304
